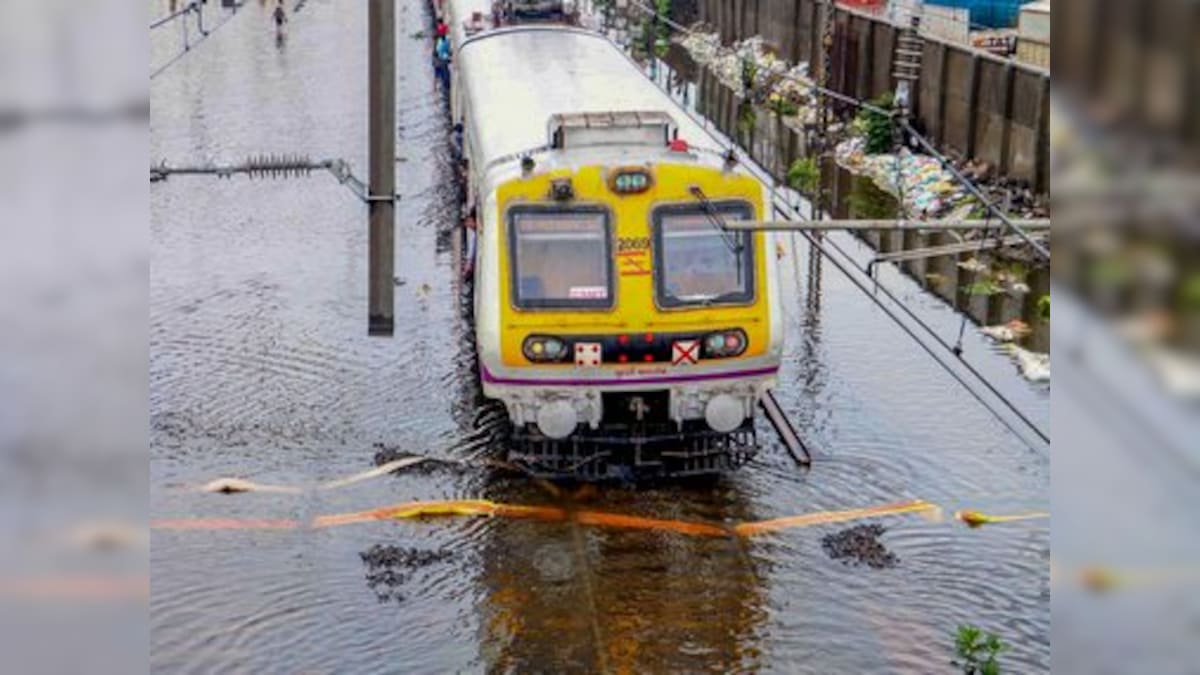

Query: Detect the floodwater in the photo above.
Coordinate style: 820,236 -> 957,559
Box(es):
150,1 -> 1049,672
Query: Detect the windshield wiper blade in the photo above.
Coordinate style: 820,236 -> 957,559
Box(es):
689,186 -> 746,285
688,186 -> 743,255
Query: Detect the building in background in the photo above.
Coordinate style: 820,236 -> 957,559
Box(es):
922,0 -> 1025,27
1015,1 -> 1050,69
839,0 -> 1026,58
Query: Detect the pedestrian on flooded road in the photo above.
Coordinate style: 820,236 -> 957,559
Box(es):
273,0 -> 288,41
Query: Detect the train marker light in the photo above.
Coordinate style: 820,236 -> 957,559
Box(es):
668,138 -> 690,152
522,336 -> 569,363
705,333 -> 725,353
704,329 -> 748,358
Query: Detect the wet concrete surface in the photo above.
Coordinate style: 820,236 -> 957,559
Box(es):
150,1 -> 1048,672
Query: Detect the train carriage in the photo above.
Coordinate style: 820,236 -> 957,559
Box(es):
443,9 -> 785,479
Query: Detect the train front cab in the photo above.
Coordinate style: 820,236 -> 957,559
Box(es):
479,158 -> 784,478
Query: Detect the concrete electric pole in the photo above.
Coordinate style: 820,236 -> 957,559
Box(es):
368,0 -> 396,336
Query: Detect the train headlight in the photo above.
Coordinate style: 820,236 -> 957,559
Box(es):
703,329 -> 747,358
523,335 -> 569,363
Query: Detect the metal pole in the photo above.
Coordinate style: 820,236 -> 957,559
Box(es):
725,218 -> 1052,231
368,0 -> 395,337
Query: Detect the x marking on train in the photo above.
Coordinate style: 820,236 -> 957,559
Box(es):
672,339 -> 699,366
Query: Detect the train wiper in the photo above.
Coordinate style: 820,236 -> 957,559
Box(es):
688,186 -> 745,285
688,186 -> 743,256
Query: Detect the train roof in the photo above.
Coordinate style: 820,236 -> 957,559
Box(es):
455,26 -> 727,178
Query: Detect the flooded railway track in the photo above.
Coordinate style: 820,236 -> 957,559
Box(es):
150,0 -> 1049,671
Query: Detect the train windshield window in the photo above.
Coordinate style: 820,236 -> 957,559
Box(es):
509,208 -> 613,310
653,203 -> 755,308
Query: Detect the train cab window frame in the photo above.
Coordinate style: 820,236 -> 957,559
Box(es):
651,201 -> 756,309
507,205 -> 615,311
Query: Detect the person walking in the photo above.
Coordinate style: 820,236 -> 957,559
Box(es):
272,1 -> 288,39
433,24 -> 452,95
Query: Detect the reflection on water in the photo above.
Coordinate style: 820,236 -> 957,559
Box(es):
474,480 -> 768,672
151,1 -> 1049,672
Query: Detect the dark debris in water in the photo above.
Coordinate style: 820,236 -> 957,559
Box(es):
821,524 -> 898,569
360,545 -> 453,604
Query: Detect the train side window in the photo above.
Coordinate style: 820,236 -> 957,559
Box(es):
508,207 -> 613,310
651,202 -> 755,308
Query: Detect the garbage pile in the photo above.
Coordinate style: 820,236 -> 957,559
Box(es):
835,137 -> 972,217
677,29 -> 818,127
958,157 -> 1050,219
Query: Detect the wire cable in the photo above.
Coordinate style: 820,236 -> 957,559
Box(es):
783,205 -> 1050,445
623,0 -> 1047,260
150,3 -> 195,31
151,4 -> 246,81
799,227 -> 1049,449
620,36 -> 1050,448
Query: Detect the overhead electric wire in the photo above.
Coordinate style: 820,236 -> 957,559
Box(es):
796,225 -> 1049,449
613,13 -> 1050,449
150,4 -> 195,31
151,4 -> 247,81
794,213 -> 1050,446
624,0 -> 1048,261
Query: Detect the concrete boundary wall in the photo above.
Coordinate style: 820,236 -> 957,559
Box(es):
696,0 -> 1049,193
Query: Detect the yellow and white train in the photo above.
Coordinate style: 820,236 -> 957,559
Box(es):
443,4 -> 785,478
